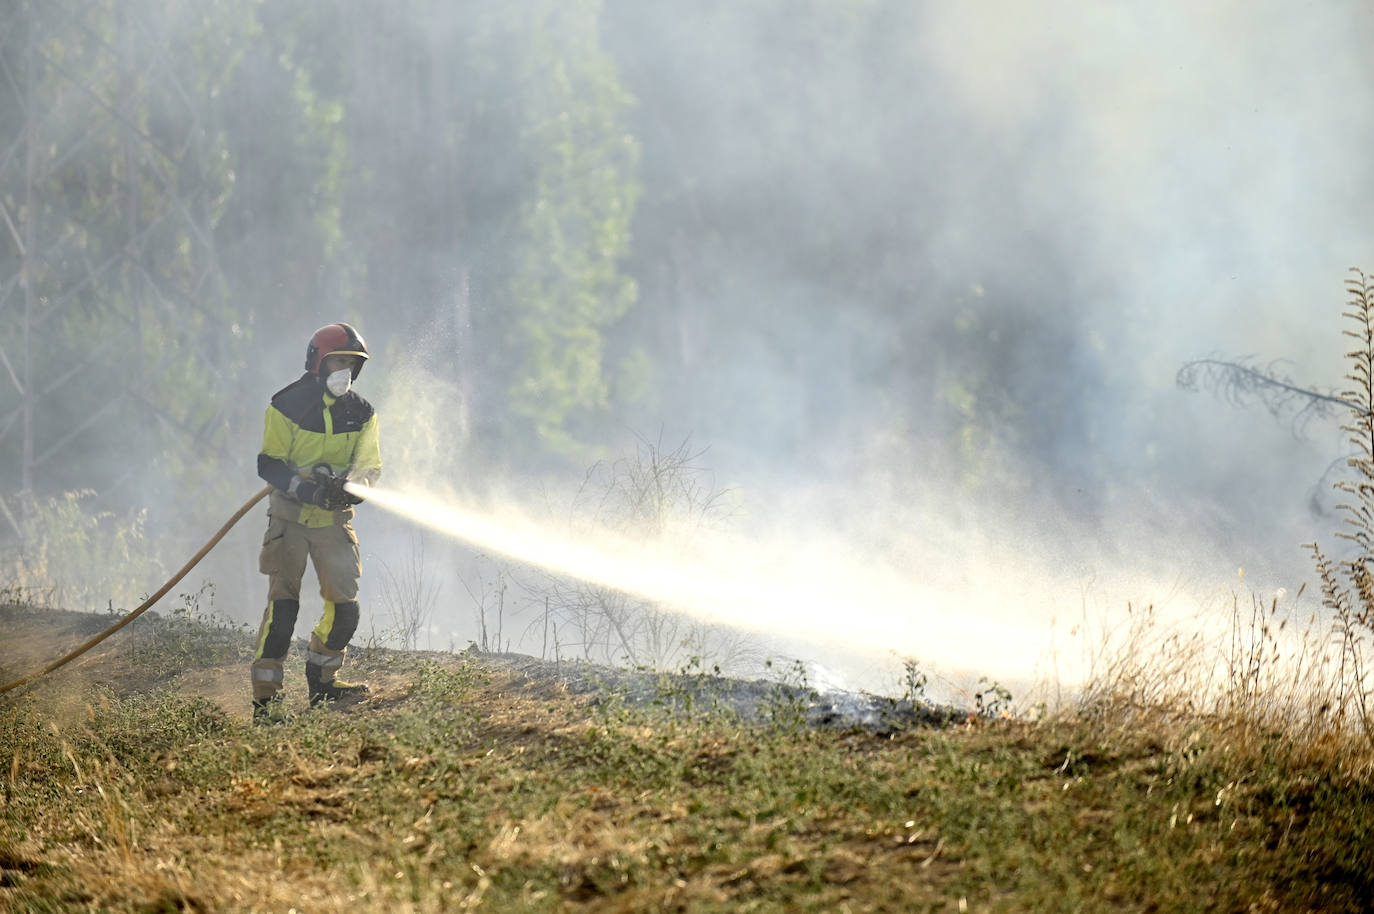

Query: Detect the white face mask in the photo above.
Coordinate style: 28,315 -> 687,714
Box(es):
325,368 -> 352,397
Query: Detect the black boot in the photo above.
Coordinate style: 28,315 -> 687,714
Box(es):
306,662 -> 368,707
252,694 -> 287,725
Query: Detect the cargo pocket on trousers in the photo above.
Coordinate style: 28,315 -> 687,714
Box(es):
258,518 -> 287,574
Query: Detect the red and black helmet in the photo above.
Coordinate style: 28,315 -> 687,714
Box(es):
304,323 -> 370,378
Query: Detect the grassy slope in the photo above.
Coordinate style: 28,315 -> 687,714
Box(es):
2,604 -> 1373,913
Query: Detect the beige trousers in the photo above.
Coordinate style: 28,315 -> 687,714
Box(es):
250,506 -> 362,700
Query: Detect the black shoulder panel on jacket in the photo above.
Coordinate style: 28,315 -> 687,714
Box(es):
270,374 -> 328,433
258,453 -> 296,491
329,391 -> 375,434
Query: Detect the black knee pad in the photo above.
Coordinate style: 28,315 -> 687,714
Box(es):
325,601 -> 360,651
261,599 -> 300,659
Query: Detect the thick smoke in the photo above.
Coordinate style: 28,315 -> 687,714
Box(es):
182,1 -> 1374,693
576,1 -> 1374,691
10,2 -> 1374,700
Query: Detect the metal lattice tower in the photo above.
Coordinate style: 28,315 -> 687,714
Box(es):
0,1 -> 232,537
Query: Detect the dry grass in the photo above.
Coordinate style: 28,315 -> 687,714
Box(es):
3,602 -> 1374,913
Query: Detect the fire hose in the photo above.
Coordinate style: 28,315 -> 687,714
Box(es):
0,484 -> 273,695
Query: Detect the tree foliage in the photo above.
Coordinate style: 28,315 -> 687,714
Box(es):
506,0 -> 641,457
4,0 -> 1127,543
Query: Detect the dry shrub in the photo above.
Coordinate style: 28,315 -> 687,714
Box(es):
0,490 -> 163,612
514,435 -> 752,671
1081,270 -> 1374,770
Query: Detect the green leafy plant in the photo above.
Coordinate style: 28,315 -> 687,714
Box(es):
973,677 -> 1014,720
760,658 -> 816,734
899,656 -> 929,703
125,583 -> 253,672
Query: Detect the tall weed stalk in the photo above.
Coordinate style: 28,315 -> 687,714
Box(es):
1309,267 -> 1374,743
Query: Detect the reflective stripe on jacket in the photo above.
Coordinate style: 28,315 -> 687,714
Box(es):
257,373 -> 382,528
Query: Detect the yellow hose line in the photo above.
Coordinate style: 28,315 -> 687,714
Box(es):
0,485 -> 273,695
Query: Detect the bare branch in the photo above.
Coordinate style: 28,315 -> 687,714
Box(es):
1176,355 -> 1353,438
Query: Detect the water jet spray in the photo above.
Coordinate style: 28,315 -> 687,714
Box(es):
347,482 -> 1066,697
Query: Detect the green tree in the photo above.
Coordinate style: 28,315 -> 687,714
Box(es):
504,0 -> 641,458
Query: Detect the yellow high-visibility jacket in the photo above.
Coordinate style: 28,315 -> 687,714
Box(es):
257,373 -> 382,527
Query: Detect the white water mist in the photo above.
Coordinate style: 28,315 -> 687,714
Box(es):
348,481 -> 1296,703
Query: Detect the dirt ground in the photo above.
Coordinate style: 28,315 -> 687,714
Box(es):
1,604 -> 959,729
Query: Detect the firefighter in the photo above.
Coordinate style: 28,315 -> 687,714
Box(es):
250,322 -> 382,722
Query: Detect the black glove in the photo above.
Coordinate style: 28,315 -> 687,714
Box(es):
310,464 -> 360,509
293,477 -> 340,510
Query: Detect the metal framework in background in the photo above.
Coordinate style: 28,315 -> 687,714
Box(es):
0,3 -> 230,539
